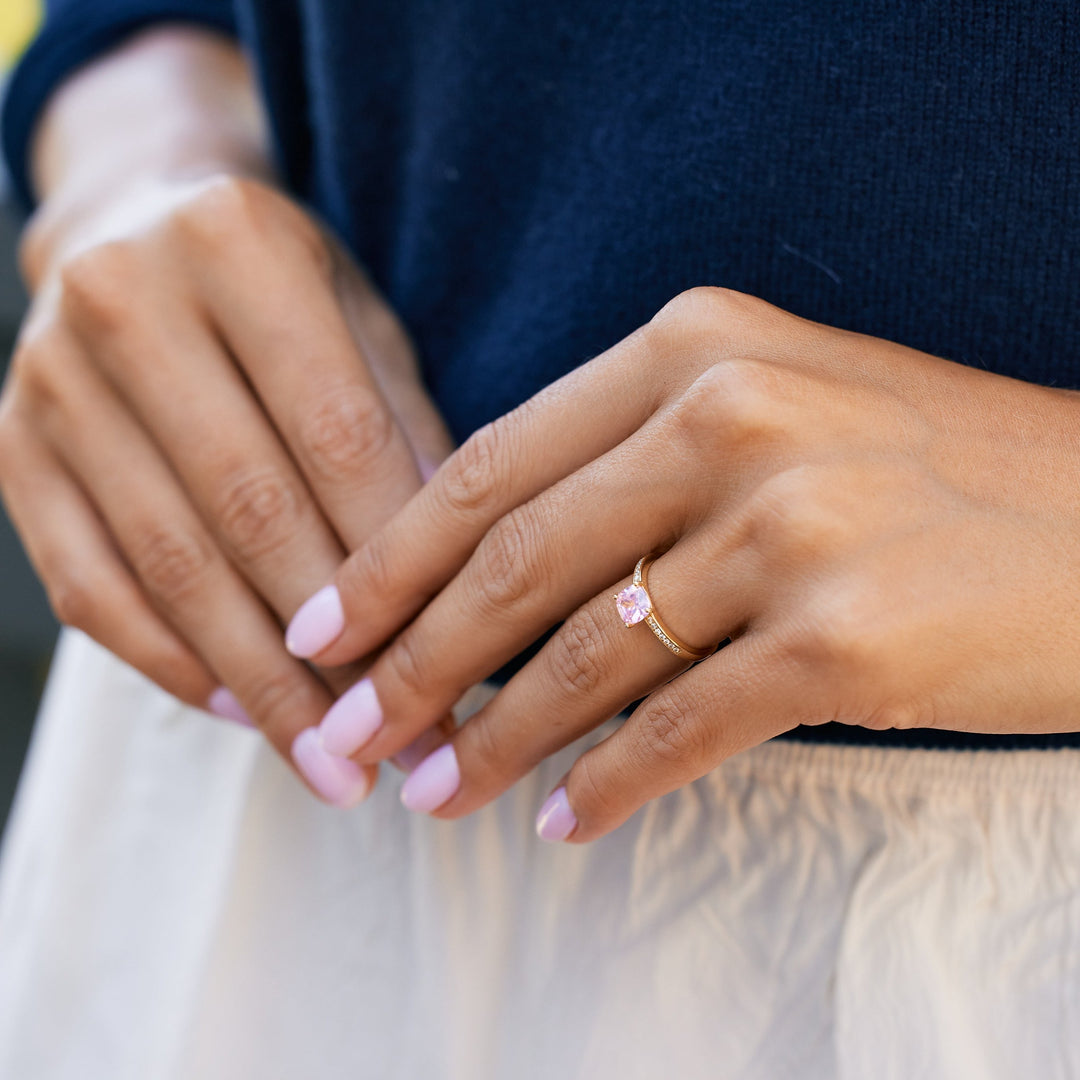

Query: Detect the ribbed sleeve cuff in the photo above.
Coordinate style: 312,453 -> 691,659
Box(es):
1,0 -> 238,213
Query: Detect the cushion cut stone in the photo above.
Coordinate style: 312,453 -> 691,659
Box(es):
616,584 -> 651,626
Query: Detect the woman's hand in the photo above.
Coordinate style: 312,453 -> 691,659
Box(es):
0,29 -> 454,806
285,287 -> 1080,837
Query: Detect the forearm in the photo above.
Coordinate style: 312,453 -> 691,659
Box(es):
21,24 -> 271,287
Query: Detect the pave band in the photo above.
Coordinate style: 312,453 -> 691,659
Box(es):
613,555 -> 714,662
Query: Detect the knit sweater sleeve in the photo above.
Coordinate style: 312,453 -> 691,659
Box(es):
1,0 -> 238,211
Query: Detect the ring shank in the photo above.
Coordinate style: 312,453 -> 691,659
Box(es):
636,555 -> 714,661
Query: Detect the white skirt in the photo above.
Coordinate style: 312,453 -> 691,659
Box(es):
0,630 -> 1078,1080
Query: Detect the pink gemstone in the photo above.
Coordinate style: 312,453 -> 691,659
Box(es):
616,584 -> 651,626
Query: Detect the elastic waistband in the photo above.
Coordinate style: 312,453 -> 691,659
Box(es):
459,682 -> 1080,799
727,736 -> 1080,798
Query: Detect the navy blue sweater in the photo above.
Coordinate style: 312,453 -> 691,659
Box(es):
5,1 -> 1080,750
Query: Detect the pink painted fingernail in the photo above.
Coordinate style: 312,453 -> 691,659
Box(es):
291,727 -> 371,808
207,687 -> 255,729
536,787 -> 577,842
285,585 -> 345,658
392,723 -> 450,773
318,678 -> 382,757
399,743 -> 460,813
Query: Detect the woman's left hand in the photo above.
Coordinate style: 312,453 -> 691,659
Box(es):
285,288 -> 1080,840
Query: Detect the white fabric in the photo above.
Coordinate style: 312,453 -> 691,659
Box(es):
0,629 -> 1078,1079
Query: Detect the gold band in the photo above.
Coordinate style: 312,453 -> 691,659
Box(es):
618,555 -> 715,662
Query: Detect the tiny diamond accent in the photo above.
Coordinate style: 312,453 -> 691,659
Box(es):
615,584 -> 651,626
646,615 -> 682,654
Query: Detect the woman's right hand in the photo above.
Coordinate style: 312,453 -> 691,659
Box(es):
0,162 -> 453,806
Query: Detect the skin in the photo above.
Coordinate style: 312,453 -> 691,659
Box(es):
296,286 -> 1080,840
0,26 -> 455,797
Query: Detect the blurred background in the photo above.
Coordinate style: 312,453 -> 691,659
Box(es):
0,0 -> 57,839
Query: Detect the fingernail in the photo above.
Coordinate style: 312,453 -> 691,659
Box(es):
318,678 -> 383,757
535,787 -> 577,842
285,585 -> 345,658
392,723 -> 449,772
418,457 -> 439,484
291,727 -> 371,808
399,743 -> 460,813
207,686 -> 255,728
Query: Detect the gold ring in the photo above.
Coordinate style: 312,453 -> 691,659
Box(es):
613,555 -> 715,661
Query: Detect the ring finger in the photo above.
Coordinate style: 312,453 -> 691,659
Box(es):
395,528 -> 761,817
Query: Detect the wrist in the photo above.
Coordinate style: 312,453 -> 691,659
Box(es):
19,25 -> 272,288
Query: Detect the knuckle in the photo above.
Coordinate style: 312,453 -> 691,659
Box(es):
177,176 -> 269,246
129,525 -> 215,606
474,505 -> 542,610
384,629 -> 430,698
177,176 -> 329,272
215,466 -> 303,562
547,606 -> 609,696
570,752 -> 624,822
651,286 -> 761,347
745,466 -> 851,558
297,386 -> 395,478
440,420 -> 507,518
674,285 -> 741,319
7,339 -> 44,392
243,667 -> 323,731
691,285 -> 769,329
654,285 -> 728,325
6,328 -> 41,382
461,710 -> 509,778
672,359 -> 784,450
46,574 -> 96,630
57,243 -> 140,334
814,605 -> 876,671
7,333 -> 79,413
635,691 -> 704,764
340,532 -> 396,607
782,588 -> 881,675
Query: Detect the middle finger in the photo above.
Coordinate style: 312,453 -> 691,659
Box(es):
191,228 -> 425,548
